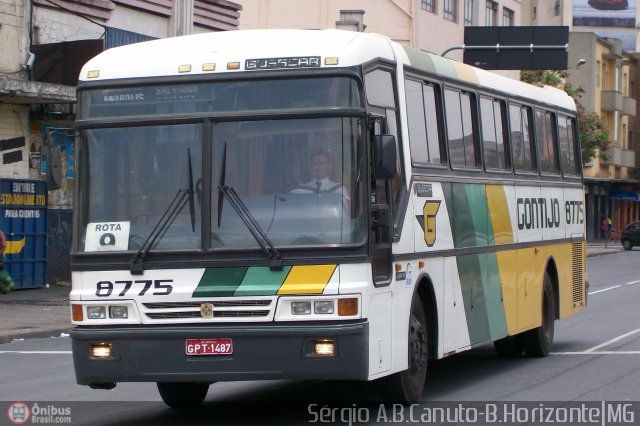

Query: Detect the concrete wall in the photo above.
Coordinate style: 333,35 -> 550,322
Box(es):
0,0 -> 27,72
0,104 -> 30,180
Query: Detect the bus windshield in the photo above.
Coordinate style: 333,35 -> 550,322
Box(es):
76,78 -> 366,254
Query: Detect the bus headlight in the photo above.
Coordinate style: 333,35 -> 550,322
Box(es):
109,306 -> 129,319
87,306 -> 107,319
314,300 -> 334,314
291,301 -> 312,315
276,296 -> 360,321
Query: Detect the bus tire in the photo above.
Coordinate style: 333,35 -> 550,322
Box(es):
382,295 -> 428,403
521,273 -> 555,357
157,382 -> 210,409
493,335 -> 523,357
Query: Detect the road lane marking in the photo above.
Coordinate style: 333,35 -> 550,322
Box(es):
588,285 -> 622,295
588,279 -> 640,296
585,328 -> 640,353
552,351 -> 640,355
0,351 -> 71,354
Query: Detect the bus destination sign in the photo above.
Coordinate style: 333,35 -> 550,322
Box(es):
245,56 -> 321,70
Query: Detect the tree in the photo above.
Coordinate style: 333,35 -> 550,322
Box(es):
520,70 -> 610,165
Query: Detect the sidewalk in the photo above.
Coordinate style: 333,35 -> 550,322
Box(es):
0,242 -> 626,344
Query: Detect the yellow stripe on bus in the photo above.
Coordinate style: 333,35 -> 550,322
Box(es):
277,265 -> 336,295
485,185 -> 513,245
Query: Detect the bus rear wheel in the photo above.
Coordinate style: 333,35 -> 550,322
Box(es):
521,273 -> 555,357
157,382 -> 210,408
382,295 -> 428,403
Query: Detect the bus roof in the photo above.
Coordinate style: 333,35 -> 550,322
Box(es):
79,29 -> 575,112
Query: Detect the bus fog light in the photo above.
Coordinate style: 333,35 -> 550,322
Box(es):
338,298 -> 358,316
314,301 -> 334,314
90,343 -> 112,359
109,306 -> 128,319
291,301 -> 311,315
314,339 -> 335,356
87,306 -> 106,319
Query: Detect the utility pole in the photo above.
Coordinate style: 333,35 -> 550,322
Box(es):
171,0 -> 194,37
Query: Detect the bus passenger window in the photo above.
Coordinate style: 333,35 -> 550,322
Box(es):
558,115 -> 579,176
445,88 -> 477,168
405,79 -> 442,165
509,104 -> 534,172
536,110 -> 559,174
480,97 -> 507,170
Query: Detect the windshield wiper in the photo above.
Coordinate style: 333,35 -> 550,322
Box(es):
130,150 -> 196,275
216,143 -> 283,270
187,148 -> 196,232
218,185 -> 283,270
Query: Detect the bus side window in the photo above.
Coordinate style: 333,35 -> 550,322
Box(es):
509,103 -> 534,172
405,78 -> 443,166
445,88 -> 478,168
480,96 -> 508,170
558,115 -> 579,176
365,68 -> 403,219
536,109 -> 559,174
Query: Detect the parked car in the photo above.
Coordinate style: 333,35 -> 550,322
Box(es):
621,221 -> 640,250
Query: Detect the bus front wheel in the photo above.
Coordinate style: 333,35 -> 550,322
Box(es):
157,382 -> 210,409
521,273 -> 556,357
382,295 -> 428,403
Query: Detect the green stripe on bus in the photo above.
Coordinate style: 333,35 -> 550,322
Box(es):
457,254 -> 490,344
430,54 -> 458,79
233,266 -> 292,296
443,182 -> 476,248
193,267 -> 248,297
464,184 -> 491,246
446,184 -> 508,342
403,46 -> 437,74
481,252 -> 508,340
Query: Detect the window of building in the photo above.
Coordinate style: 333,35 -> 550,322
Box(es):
502,7 -> 514,26
535,110 -> 559,174
445,88 -> 477,168
421,0 -> 436,13
444,0 -> 458,22
554,0 -> 561,16
480,97 -> 508,170
596,60 -> 601,88
464,0 -> 474,25
558,115 -> 578,176
486,0 -> 498,25
509,103 -> 534,172
405,79 -> 443,165
532,6 -> 537,20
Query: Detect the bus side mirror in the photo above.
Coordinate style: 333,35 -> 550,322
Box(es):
373,134 -> 397,179
47,146 -> 62,190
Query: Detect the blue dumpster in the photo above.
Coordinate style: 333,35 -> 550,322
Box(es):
0,179 -> 47,289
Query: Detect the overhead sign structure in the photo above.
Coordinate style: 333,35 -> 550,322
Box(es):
459,26 -> 569,71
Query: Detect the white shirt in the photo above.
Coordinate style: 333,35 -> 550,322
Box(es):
291,178 -> 350,202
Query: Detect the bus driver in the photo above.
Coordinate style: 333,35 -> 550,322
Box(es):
291,150 -> 350,202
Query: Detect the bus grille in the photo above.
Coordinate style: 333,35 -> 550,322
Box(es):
571,242 -> 584,306
141,299 -> 273,321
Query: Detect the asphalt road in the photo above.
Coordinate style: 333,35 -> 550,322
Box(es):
1,251 -> 639,425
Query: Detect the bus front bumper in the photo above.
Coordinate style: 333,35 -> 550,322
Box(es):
70,321 -> 369,386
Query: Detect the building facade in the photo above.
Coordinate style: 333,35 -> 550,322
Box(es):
233,0 -> 523,64
0,0 -> 241,285
523,0 -> 640,240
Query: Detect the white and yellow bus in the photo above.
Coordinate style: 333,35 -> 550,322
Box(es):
70,29 -> 587,406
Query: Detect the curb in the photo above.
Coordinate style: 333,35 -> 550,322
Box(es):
0,327 -> 71,344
